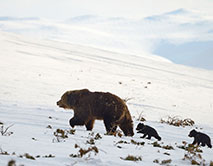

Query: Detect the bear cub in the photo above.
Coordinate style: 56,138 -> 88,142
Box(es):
136,123 -> 161,141
188,129 -> 212,148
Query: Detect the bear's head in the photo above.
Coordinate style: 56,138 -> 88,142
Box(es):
136,123 -> 144,131
57,89 -> 90,109
119,120 -> 134,136
188,129 -> 197,137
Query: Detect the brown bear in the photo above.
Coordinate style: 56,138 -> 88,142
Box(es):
56,89 -> 134,136
188,129 -> 212,148
136,123 -> 161,141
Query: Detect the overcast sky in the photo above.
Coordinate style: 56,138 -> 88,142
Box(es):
0,0 -> 213,19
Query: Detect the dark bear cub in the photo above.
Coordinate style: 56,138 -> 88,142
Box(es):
188,129 -> 212,148
136,123 -> 161,141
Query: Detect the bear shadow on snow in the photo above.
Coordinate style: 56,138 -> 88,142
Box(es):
57,89 -> 134,136
188,129 -> 212,148
136,123 -> 161,141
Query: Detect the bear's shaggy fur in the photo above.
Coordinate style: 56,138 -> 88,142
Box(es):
188,129 -> 212,148
136,123 -> 161,141
57,89 -> 134,136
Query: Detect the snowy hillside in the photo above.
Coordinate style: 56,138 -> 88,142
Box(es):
0,8 -> 213,69
0,31 -> 213,166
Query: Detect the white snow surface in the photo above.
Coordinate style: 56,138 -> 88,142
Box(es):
1,8 -> 213,69
0,31 -> 213,166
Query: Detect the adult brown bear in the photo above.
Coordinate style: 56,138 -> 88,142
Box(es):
57,89 -> 134,136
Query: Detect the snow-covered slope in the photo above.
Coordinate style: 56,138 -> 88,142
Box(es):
0,31 -> 213,166
0,8 -> 213,69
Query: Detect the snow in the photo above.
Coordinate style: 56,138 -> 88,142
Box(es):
0,8 -> 213,69
0,29 -> 213,166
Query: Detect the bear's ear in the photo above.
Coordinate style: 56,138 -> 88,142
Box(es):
80,89 -> 90,95
140,123 -> 144,127
191,129 -> 196,133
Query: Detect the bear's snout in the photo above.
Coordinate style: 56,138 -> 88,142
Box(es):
57,100 -> 64,108
56,100 -> 61,106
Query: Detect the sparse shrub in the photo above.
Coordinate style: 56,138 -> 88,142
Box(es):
123,97 -> 133,103
68,129 -> 76,135
160,116 -> 194,127
46,125 -> 52,129
94,133 -> 102,140
153,159 -> 159,163
121,155 -> 142,161
106,130 -> 123,137
180,141 -> 206,165
161,159 -> 172,165
43,154 -> 55,158
135,110 -> 146,122
164,152 -> 170,156
74,144 -> 80,148
86,138 -> 95,145
19,153 -> 35,160
69,154 -> 79,158
79,146 -> 98,157
53,128 -> 74,142
86,132 -> 102,145
152,141 -> 161,148
0,148 -> 9,155
7,160 -> 16,166
32,138 -> 37,141
70,145 -> 99,158
162,145 -> 174,150
177,142 -> 203,153
0,124 -> 13,136
191,159 -> 200,165
54,129 -> 68,138
137,111 -> 146,122
115,140 -> 129,145
131,139 -> 145,146
117,132 -> 123,137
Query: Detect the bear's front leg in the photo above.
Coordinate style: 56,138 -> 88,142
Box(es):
141,134 -> 147,138
85,119 -> 95,131
69,116 -> 85,128
192,138 -> 196,145
147,134 -> 152,139
103,117 -> 116,134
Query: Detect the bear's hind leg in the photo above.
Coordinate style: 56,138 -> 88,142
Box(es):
207,143 -> 212,148
201,142 -> 205,146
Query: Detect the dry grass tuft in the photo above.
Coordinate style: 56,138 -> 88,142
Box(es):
121,155 -> 142,161
160,116 -> 194,127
